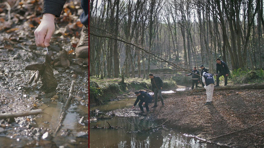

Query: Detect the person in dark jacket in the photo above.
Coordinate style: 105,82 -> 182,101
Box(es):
34,0 -> 88,59
186,67 -> 200,89
216,59 -> 230,87
132,92 -> 150,113
149,74 -> 164,108
200,65 -> 208,87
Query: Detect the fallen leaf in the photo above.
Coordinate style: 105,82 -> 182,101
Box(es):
76,21 -> 83,28
29,24 -> 34,28
6,28 -> 19,33
68,49 -> 74,54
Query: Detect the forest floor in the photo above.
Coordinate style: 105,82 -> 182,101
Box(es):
151,87 -> 264,147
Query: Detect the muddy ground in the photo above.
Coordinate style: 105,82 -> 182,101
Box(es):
151,88 -> 264,147
0,3 -> 88,147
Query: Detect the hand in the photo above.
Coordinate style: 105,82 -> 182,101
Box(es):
34,13 -> 56,47
160,87 -> 162,90
226,74 -> 229,76
132,106 -> 134,109
143,102 -> 145,105
204,86 -> 206,89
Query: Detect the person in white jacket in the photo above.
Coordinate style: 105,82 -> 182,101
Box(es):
202,72 -> 215,105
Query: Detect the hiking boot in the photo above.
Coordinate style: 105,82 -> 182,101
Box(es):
204,102 -> 212,105
75,25 -> 88,59
151,105 -> 157,108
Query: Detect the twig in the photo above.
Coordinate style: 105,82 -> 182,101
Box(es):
53,80 -> 75,136
4,2 -> 11,23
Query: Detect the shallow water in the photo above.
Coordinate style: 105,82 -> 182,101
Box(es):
90,93 -> 225,148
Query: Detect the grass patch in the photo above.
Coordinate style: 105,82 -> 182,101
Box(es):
231,69 -> 264,84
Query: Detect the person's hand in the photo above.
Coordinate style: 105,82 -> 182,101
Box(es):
34,13 -> 55,47
204,86 -> 206,89
132,106 -> 134,109
143,102 -> 145,105
216,74 -> 218,76
160,87 -> 162,90
226,74 -> 229,76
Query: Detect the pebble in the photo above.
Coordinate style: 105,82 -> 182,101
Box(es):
71,74 -> 77,78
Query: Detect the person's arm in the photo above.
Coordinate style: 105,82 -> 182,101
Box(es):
186,73 -> 192,76
202,76 -> 206,88
216,64 -> 218,74
159,77 -> 163,89
224,63 -> 230,74
34,0 -> 66,47
133,97 -> 140,107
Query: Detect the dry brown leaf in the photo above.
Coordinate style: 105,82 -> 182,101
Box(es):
76,21 -> 83,28
4,44 -> 13,50
68,50 -> 74,54
6,28 -> 19,33
29,24 -> 34,28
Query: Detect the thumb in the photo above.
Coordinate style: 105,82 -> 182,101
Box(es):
44,29 -> 53,47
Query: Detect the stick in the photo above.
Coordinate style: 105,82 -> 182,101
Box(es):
0,109 -> 42,119
53,80 -> 75,136
4,2 -> 11,23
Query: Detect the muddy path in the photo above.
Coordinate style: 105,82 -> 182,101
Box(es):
152,89 -> 264,147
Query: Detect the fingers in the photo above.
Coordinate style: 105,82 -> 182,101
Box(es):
34,28 -> 46,47
44,28 -> 54,47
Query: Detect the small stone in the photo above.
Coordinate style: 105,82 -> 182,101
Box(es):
71,74 -> 77,78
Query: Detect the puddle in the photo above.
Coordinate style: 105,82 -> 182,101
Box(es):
90,98 -> 227,148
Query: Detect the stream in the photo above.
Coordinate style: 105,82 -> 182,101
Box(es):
90,90 -> 226,148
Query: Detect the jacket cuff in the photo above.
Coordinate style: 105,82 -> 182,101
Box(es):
43,0 -> 66,17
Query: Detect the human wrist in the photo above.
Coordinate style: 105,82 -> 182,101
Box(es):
42,13 -> 55,22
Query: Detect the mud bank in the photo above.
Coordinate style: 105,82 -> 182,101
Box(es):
151,89 -> 264,147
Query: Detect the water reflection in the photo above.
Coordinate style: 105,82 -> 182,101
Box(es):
90,117 -> 213,148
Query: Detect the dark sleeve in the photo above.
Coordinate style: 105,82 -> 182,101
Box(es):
224,63 -> 230,74
43,0 -> 66,17
216,64 -> 218,74
142,93 -> 149,101
159,77 -> 163,87
134,97 -> 140,106
151,80 -> 154,91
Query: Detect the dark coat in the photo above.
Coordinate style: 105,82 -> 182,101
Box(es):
151,76 -> 163,91
216,61 -> 230,74
201,68 -> 208,77
43,0 -> 88,25
187,70 -> 200,80
134,92 -> 149,106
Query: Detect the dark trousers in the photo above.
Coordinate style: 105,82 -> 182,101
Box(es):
154,88 -> 164,106
192,80 -> 198,89
139,100 -> 149,112
216,73 -> 228,86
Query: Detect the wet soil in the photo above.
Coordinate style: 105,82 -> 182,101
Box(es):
152,89 -> 264,147
0,30 -> 88,147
